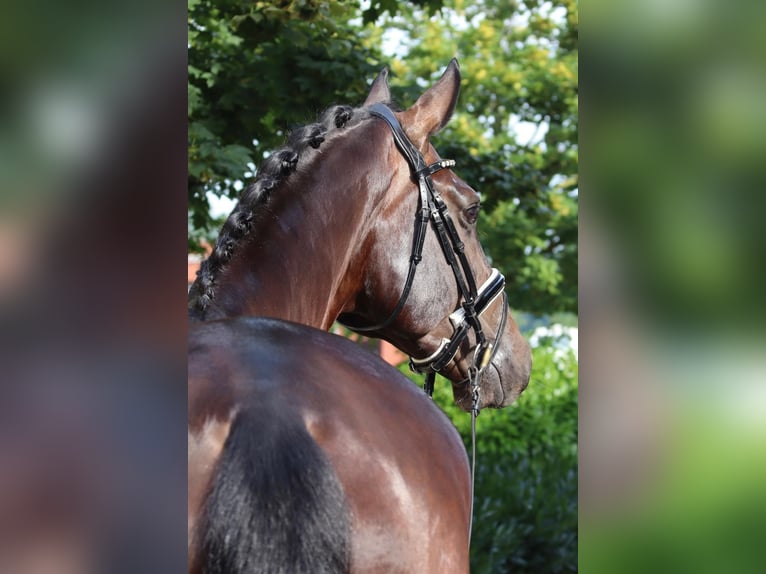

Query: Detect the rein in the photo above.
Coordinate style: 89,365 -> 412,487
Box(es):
341,103 -> 510,543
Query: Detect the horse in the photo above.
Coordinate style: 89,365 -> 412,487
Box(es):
188,59 -> 532,573
189,317 -> 479,573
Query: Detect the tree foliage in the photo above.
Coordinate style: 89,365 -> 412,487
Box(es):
375,0 -> 578,315
188,0 -> 578,314
188,0 -> 382,241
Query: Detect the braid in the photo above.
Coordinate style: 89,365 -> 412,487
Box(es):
188,104 -> 363,317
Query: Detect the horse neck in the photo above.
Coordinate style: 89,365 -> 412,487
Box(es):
206,137 -> 391,329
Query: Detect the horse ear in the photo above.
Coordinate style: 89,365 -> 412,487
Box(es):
364,67 -> 391,106
400,58 -> 461,151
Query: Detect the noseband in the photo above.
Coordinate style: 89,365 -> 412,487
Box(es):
341,103 -> 508,407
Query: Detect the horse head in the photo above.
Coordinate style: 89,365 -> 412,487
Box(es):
339,59 -> 531,410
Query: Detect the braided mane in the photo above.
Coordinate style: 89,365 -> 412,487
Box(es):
188,104 -> 365,318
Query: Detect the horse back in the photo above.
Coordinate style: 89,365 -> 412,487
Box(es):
189,317 -> 471,573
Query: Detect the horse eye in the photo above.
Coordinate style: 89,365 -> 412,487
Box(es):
464,204 -> 481,224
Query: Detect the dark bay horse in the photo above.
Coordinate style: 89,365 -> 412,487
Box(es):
188,60 -> 532,573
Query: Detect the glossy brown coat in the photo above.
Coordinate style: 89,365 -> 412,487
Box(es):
188,60 -> 531,573
189,318 -> 471,573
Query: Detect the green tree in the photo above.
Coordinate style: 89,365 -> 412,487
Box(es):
370,0 -> 578,314
188,0 -> 578,314
188,0 -> 383,245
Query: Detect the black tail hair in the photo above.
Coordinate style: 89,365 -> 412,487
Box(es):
199,405 -> 351,573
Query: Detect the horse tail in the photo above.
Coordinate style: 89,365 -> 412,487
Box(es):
199,404 -> 351,574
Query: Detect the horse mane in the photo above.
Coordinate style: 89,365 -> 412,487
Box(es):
188,104 -> 369,318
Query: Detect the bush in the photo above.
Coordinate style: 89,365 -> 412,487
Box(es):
400,342 -> 578,573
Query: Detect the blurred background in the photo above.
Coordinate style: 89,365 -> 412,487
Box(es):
1,0 -> 188,572
581,1 -> 766,573
3,0 -> 764,572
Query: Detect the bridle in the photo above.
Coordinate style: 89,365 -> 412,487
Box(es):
341,103 -> 508,404
339,103 -> 511,542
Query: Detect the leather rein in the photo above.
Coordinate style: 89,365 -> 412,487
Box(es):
340,103 -> 510,542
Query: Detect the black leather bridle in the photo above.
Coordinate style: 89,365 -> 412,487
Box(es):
340,103 -> 508,408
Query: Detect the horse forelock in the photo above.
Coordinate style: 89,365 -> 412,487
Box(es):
189,104 -> 375,317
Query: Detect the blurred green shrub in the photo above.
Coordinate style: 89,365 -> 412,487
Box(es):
399,343 -> 578,573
